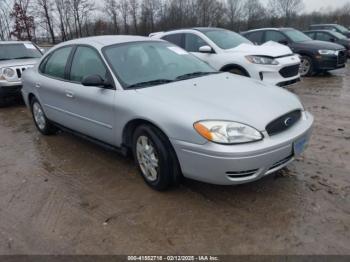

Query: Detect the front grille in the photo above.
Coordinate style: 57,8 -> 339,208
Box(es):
338,50 -> 347,65
266,110 -> 302,136
15,67 -> 27,79
279,64 -> 300,78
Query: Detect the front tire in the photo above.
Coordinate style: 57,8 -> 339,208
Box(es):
227,67 -> 249,77
132,125 -> 181,191
299,56 -> 314,77
30,98 -> 57,135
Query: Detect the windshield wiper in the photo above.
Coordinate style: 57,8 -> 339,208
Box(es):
127,79 -> 174,89
175,71 -> 219,80
13,56 -> 36,59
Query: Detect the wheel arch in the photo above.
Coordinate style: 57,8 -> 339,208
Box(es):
28,93 -> 36,105
220,64 -> 250,77
122,118 -> 171,149
122,118 -> 183,180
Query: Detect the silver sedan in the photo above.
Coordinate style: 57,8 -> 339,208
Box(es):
21,36 -> 314,190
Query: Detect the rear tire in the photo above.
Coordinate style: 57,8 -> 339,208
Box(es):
132,125 -> 182,191
30,97 -> 58,135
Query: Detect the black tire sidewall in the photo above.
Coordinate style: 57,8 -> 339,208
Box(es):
132,125 -> 173,191
228,67 -> 247,76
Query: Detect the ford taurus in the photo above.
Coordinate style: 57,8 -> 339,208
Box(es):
22,36 -> 314,190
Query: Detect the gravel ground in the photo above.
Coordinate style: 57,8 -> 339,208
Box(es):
0,68 -> 349,255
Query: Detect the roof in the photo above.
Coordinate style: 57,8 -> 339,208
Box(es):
57,35 -> 157,49
244,27 -> 295,33
310,24 -> 338,26
0,41 -> 32,45
304,29 -> 336,33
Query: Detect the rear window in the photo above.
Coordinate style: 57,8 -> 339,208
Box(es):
162,34 -> 184,48
245,31 -> 264,44
41,46 -> 73,79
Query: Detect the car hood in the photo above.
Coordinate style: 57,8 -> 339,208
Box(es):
294,40 -> 345,50
136,73 -> 303,131
0,58 -> 40,68
225,41 -> 293,57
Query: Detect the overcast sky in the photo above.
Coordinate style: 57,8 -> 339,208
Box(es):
261,0 -> 349,12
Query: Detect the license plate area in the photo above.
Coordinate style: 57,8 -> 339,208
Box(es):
293,135 -> 308,156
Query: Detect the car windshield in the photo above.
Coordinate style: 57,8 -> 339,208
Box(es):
283,30 -> 312,43
334,25 -> 350,34
0,43 -> 42,60
330,31 -> 347,39
202,29 -> 252,50
103,41 -> 218,89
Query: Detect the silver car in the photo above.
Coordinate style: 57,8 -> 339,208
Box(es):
22,36 -> 314,190
0,41 -> 42,106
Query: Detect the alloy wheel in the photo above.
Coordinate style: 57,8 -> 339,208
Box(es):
136,135 -> 159,182
299,57 -> 311,76
33,102 -> 46,130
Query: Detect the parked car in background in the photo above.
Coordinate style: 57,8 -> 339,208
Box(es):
309,24 -> 350,38
22,36 -> 313,190
242,28 -> 347,76
151,28 -> 301,87
304,30 -> 350,57
0,41 -> 42,106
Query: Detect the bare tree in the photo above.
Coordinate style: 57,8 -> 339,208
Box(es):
71,0 -> 94,38
119,0 -> 129,33
104,0 -> 119,34
36,0 -> 56,43
226,0 -> 242,30
0,0 -> 12,39
269,0 -> 304,26
243,0 -> 266,29
129,0 -> 139,33
54,0 -> 68,41
10,0 -> 35,40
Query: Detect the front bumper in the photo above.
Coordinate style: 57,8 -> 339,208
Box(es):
171,112 -> 314,185
315,54 -> 347,71
249,55 -> 301,87
0,81 -> 22,98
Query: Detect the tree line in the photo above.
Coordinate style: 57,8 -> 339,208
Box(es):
0,0 -> 350,44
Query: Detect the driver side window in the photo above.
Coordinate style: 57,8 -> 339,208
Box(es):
316,32 -> 333,41
70,46 -> 107,83
185,33 -> 208,52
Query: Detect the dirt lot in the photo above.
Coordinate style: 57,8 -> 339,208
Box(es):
0,68 -> 350,255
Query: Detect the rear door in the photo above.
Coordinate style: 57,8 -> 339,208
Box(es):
63,45 -> 116,145
37,46 -> 74,123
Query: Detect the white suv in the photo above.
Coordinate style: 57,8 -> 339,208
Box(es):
151,28 -> 301,87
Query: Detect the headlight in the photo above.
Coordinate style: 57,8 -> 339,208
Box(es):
194,121 -> 263,144
245,55 -> 279,65
2,68 -> 15,78
318,50 -> 338,55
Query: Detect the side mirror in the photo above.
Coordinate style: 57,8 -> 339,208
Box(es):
199,45 -> 213,53
278,40 -> 289,45
82,74 -> 113,89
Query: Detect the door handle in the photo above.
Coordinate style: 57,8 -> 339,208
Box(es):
35,83 -> 41,88
65,91 -> 74,98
